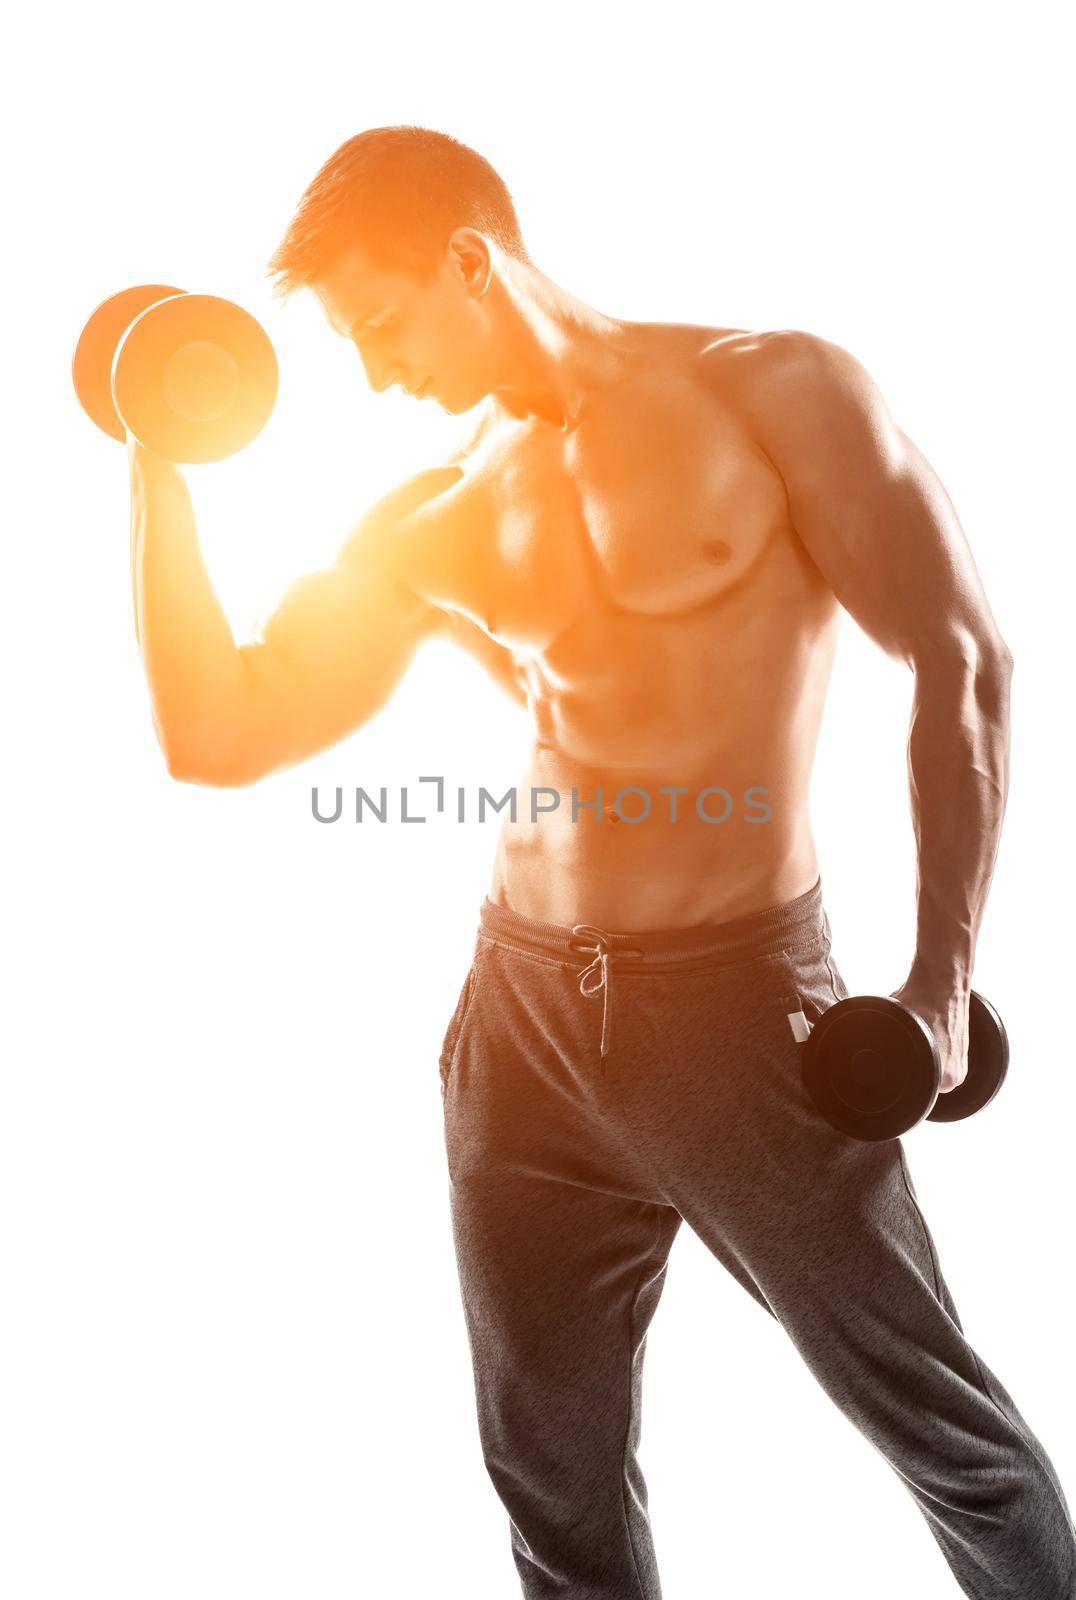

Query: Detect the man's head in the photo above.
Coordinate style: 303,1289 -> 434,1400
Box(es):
268,125 -> 530,413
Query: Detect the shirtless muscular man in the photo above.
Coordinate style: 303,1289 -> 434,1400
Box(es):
127,127 -> 1076,1597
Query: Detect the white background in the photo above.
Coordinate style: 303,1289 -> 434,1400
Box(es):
3,2 -> 1074,1596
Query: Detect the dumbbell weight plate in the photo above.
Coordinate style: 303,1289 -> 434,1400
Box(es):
926,990 -> 1009,1123
802,996 -> 939,1142
112,293 -> 278,463
72,284 -> 185,441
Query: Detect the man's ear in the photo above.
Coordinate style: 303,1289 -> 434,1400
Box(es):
446,228 -> 493,298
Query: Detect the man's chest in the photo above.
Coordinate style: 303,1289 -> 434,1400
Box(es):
386,370 -> 792,651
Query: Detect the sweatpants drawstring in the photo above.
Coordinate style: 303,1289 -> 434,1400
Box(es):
569,924 -> 644,1067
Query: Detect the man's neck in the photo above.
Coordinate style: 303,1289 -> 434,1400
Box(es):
485,259 -> 634,429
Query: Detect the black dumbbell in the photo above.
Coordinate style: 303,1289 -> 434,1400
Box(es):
797,990 -> 1009,1141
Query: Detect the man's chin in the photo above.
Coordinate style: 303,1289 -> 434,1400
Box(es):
439,392 -> 486,415
428,377 -> 491,415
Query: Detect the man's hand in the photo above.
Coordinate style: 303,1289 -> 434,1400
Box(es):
890,973 -> 970,1094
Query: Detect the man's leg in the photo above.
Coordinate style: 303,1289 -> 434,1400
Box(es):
441,934 -> 681,1600
613,915 -> 1076,1598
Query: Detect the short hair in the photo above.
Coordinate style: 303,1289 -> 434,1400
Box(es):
268,125 -> 529,296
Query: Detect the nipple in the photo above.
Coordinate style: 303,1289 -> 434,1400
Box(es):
704,539 -> 733,565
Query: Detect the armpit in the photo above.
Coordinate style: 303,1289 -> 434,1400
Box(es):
440,607 -> 528,706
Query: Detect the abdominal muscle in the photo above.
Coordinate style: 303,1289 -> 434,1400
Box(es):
487,661 -> 831,933
488,743 -> 818,931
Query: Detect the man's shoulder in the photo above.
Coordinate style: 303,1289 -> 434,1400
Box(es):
618,322 -> 867,425
690,327 -> 882,457
694,326 -> 858,391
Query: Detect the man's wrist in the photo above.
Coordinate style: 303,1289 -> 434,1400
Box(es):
127,433 -> 184,485
904,952 -> 971,992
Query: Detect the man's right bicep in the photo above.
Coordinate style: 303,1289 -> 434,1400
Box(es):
237,556 -> 444,776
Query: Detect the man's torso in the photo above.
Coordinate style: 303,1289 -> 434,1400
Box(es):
370,323 -> 841,929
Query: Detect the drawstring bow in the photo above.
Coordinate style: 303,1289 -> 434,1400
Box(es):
568,923 -> 644,1065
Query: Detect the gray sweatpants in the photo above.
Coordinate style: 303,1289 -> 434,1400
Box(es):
438,878 -> 1076,1598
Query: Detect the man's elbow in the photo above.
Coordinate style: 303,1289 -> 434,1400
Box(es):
161,734 -> 266,789
987,639 -> 1014,718
992,638 -> 1015,681
915,629 -> 1013,721
920,627 -> 1013,681
928,633 -> 1011,729
972,633 -> 1014,697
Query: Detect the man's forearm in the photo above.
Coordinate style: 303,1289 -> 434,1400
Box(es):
129,442 -> 249,778
905,641 -> 1013,984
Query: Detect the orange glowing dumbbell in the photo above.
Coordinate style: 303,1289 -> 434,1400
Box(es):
73,284 -> 278,463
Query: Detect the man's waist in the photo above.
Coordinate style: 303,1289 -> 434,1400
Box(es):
478,873 -> 828,971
